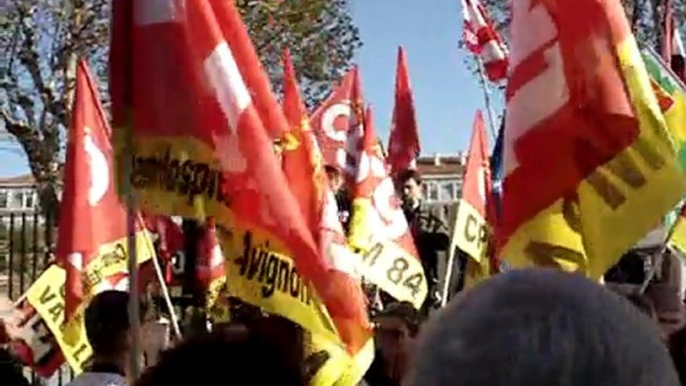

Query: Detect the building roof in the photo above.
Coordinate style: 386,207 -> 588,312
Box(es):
416,154 -> 465,177
0,173 -> 36,187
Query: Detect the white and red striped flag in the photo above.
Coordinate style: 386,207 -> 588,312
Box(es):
461,0 -> 509,82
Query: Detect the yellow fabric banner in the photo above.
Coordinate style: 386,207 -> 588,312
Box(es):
25,231 -> 155,373
502,37 -> 686,279
349,199 -> 427,309
218,224 -> 339,343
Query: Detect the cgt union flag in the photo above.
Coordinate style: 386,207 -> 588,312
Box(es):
110,0 -> 370,353
449,110 -> 492,288
348,106 -> 427,309
498,0 -> 686,278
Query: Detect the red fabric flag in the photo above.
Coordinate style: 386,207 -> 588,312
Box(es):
498,0 -> 686,278
461,0 -> 509,82
111,0 -> 369,352
310,68 -> 365,178
388,46 -> 421,175
281,47 -> 369,338
349,106 -> 426,308
195,218 -> 226,292
57,60 -> 129,321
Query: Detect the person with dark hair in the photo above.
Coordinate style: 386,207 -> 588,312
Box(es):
407,269 -> 680,386
67,290 -> 144,386
364,302 -> 422,386
397,169 -> 450,312
134,328 -> 305,386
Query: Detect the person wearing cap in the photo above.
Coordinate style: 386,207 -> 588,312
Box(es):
67,290 -> 145,386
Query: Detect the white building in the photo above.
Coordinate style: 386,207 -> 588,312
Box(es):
415,153 -> 465,205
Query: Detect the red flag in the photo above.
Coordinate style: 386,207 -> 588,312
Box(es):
57,60 -> 129,321
349,105 -> 426,308
195,218 -> 226,292
310,68 -> 365,178
111,0 -> 369,352
388,46 -> 421,175
461,0 -> 509,82
281,47 -> 369,340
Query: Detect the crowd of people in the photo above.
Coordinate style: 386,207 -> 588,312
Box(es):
1,170 -> 686,386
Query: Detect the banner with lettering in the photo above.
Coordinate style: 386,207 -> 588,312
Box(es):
498,0 -> 686,279
349,106 -> 427,309
110,0 -> 370,353
218,225 -> 339,342
450,110 -> 492,288
14,230 -> 155,374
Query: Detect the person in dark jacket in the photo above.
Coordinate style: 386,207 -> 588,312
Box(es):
397,169 -> 450,312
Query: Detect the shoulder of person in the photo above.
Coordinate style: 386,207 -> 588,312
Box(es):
66,372 -> 129,386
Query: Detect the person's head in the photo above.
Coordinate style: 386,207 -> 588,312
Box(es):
372,302 -> 422,381
324,165 -> 344,193
397,169 -> 422,208
407,269 -> 680,386
134,329 -> 305,386
85,290 -> 141,362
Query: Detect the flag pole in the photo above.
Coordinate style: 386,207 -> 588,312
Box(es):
124,131 -> 141,379
475,56 -> 498,142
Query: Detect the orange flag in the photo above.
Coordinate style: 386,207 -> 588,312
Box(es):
110,0 -> 368,352
282,48 -> 365,291
388,46 -> 421,175
310,68 -> 365,178
349,106 -> 427,309
449,110 -> 492,287
58,60 -> 154,321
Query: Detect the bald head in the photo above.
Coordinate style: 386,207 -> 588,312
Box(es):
407,269 -> 679,386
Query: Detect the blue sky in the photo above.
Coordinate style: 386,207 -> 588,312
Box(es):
0,0 -> 501,178
352,0 -> 502,157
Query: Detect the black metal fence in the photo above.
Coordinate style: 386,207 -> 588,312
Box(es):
0,211 -> 75,386
0,211 -> 54,301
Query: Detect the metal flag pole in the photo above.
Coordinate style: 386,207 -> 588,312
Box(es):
475,56 -> 499,142
124,130 -> 141,380
150,250 -> 182,339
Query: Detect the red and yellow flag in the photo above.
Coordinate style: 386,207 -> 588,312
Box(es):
450,110 -> 492,287
110,0 -> 368,353
498,0 -> 686,278
23,59 -> 156,374
282,49 -> 373,386
349,105 -> 427,309
388,46 -> 421,175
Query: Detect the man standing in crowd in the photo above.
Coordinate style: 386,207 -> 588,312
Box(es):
67,290 -> 145,386
397,169 -> 450,313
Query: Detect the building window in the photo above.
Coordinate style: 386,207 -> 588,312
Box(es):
25,191 -> 35,209
439,181 -> 455,202
423,181 -> 439,202
9,191 -> 23,209
0,191 -> 7,208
